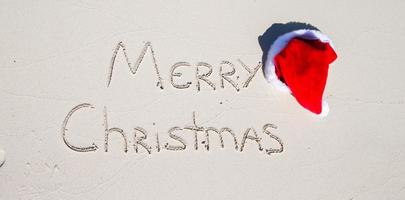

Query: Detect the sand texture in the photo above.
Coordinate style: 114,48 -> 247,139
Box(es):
1,0 -> 405,199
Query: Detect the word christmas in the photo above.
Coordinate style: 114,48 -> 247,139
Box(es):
61,103 -> 284,156
106,41 -> 262,91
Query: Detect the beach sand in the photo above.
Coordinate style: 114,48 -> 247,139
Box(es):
1,0 -> 404,199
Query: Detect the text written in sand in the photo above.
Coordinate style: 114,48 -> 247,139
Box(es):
60,41 -> 283,157
106,41 -> 262,92
61,103 -> 284,156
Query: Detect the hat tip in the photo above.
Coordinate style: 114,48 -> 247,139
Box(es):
317,101 -> 329,117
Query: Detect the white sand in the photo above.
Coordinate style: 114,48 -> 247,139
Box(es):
1,0 -> 405,199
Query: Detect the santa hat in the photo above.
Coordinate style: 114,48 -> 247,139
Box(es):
264,29 -> 337,116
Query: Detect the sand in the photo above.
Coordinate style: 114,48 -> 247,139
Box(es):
1,0 -> 405,199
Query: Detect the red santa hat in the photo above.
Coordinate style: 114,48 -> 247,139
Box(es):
264,29 -> 337,116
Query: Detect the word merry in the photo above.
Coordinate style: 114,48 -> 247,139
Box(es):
106,42 -> 262,92
61,103 -> 284,156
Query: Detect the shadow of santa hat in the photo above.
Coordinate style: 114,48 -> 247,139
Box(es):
263,29 -> 337,116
